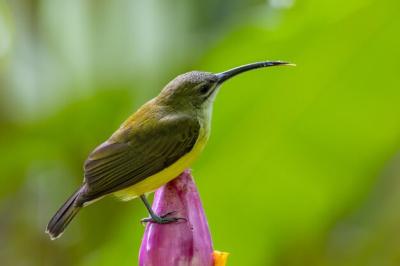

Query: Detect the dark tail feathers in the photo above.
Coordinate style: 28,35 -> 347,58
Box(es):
46,187 -> 84,240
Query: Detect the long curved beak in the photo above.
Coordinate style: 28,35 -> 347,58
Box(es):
216,61 -> 295,84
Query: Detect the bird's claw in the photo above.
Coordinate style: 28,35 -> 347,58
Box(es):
141,211 -> 186,225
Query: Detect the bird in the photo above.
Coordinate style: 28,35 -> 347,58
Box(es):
46,61 -> 293,240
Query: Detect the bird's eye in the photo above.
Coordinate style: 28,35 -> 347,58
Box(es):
199,85 -> 211,95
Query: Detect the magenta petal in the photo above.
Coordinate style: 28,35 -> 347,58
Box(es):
139,170 -> 214,266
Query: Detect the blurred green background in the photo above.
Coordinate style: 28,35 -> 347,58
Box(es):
1,0 -> 400,265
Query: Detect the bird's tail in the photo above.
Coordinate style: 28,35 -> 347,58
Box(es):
46,187 -> 84,240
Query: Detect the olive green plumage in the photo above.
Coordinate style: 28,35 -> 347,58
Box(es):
83,109 -> 200,201
46,61 -> 292,239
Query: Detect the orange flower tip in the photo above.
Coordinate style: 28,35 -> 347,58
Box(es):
213,250 -> 229,266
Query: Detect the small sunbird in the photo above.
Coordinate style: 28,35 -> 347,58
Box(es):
46,61 -> 294,239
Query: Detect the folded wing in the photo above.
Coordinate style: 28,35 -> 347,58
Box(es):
81,114 -> 200,202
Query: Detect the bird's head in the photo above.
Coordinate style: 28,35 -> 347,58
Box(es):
157,61 -> 294,111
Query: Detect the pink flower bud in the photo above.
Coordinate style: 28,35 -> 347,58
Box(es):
139,170 -> 214,266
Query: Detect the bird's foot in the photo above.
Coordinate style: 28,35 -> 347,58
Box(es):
141,211 -> 186,225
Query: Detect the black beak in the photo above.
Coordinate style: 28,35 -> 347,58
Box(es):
216,61 -> 295,84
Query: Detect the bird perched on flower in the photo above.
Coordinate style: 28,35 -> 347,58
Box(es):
46,61 -> 293,239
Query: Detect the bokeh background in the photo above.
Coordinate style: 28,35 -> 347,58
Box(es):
1,0 -> 400,265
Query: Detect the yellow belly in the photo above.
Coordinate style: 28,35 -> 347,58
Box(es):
113,131 -> 208,201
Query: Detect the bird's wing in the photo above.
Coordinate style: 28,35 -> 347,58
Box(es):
82,114 -> 200,201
